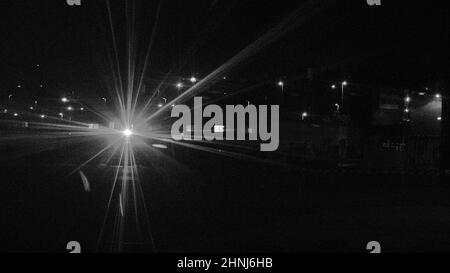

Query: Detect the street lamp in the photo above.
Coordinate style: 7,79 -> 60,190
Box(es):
335,103 -> 340,112
157,98 -> 166,108
436,94 -> 441,99
341,81 -> 347,112
302,112 -> 308,121
61,97 -> 69,103
277,81 -> 285,96
190,77 -> 197,83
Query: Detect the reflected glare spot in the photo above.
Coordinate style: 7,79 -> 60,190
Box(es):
152,144 -> 168,149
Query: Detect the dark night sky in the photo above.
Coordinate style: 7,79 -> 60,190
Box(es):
0,0 -> 449,104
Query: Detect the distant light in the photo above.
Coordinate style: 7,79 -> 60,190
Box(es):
331,85 -> 336,89
13,113 -> 18,117
40,115 -> 46,118
404,109 -> 409,113
437,117 -> 442,121
176,82 -> 183,89
278,81 -> 284,87
418,92 -> 426,96
302,112 -> 308,120
405,97 -> 411,103
40,84 -> 44,88
67,106 -> 73,111
59,112 -> 64,118
190,77 -> 197,83
123,129 -> 132,137
29,106 -> 34,110
3,109 -> 7,114
158,103 -> 163,108
61,97 -> 69,103
436,94 -> 441,99
342,81 -> 348,86
80,107 -> 84,111
171,104 -> 175,107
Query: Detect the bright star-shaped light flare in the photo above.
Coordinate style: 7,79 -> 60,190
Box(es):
123,129 -> 133,137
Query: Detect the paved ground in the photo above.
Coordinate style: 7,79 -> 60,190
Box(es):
1,140 -> 450,252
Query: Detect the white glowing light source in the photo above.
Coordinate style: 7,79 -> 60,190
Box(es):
405,97 -> 411,103
61,97 -> 69,103
436,94 -> 441,99
342,81 -> 348,86
302,112 -> 308,120
13,113 -> 18,117
176,83 -> 183,89
190,77 -> 197,83
40,115 -> 46,118
437,117 -> 442,121
67,106 -> 73,111
123,129 -> 133,137
278,81 -> 284,87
